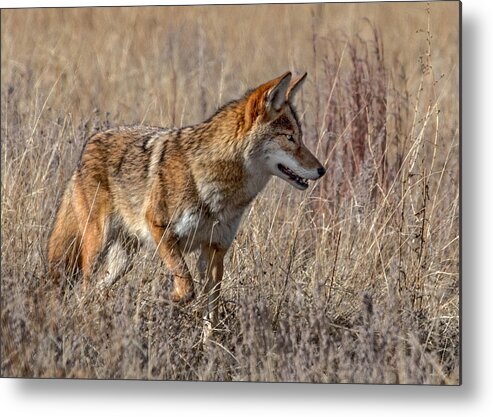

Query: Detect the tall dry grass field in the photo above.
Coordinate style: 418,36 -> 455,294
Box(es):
1,2 -> 460,383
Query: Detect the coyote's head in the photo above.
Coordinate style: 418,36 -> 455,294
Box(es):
243,72 -> 326,190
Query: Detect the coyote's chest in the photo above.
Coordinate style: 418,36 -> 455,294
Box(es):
171,157 -> 270,252
174,207 -> 242,253
173,182 -> 248,252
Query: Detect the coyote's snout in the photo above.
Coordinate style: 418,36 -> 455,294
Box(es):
48,71 -> 325,333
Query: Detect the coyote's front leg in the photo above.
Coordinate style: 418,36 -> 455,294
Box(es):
199,244 -> 226,336
146,218 -> 195,303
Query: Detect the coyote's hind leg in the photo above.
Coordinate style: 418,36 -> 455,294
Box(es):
72,176 -> 111,292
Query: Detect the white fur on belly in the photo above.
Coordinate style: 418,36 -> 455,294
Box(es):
174,209 -> 201,238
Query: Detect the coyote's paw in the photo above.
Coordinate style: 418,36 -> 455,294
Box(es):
170,287 -> 195,304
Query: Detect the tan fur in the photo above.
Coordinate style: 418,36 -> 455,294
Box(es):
47,71 -> 325,328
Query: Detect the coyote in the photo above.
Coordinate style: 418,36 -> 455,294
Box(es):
48,71 -> 326,330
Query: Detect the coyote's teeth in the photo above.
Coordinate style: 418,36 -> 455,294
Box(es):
277,163 -> 309,188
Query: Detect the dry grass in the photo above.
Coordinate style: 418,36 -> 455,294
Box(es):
1,3 -> 459,383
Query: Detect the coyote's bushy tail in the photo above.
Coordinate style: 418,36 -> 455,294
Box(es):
47,182 -> 82,284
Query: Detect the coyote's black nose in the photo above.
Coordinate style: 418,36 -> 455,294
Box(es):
318,167 -> 326,177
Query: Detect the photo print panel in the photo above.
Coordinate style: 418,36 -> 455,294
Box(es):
1,1 -> 460,384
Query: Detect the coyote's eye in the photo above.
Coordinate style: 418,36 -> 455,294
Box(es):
286,135 -> 295,143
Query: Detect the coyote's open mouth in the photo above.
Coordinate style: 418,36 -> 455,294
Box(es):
277,164 -> 309,190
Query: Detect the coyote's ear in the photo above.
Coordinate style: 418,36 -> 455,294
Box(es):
244,72 -> 292,131
287,72 -> 307,102
265,72 -> 292,114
